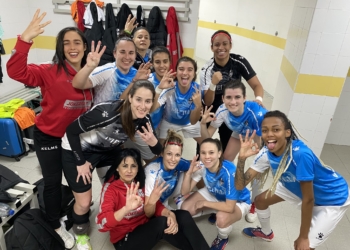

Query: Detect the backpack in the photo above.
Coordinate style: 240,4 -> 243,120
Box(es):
5,208 -> 65,250
0,164 -> 29,202
33,178 -> 75,230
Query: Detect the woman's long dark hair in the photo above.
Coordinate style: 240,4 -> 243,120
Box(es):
104,148 -> 145,188
52,27 -> 88,75
119,80 -> 155,140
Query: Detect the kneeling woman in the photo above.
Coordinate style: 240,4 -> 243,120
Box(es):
181,138 -> 251,250
96,148 -> 210,250
61,80 -> 162,246
145,129 -> 190,210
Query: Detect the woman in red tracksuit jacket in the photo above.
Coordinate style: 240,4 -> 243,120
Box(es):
96,148 -> 209,250
6,10 -> 98,249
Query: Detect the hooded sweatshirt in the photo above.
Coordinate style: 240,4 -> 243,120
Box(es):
96,179 -> 165,243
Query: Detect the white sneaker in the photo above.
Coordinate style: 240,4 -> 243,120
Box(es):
56,222 -> 75,249
245,202 -> 258,223
76,234 -> 92,250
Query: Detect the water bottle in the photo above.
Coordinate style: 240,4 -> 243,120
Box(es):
0,202 -> 15,217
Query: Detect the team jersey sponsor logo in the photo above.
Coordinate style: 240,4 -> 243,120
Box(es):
63,100 -> 91,110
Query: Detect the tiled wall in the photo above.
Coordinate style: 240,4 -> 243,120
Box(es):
326,75 -> 350,145
274,0 -> 350,156
0,0 -> 200,97
195,0 -> 295,96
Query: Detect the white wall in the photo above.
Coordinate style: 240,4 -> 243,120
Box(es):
326,76 -> 350,145
0,0 -> 199,97
195,0 -> 295,96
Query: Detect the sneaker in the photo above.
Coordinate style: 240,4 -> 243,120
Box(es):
245,202 -> 257,223
56,223 -> 75,249
210,235 -> 229,250
242,227 -> 274,242
76,234 -> 92,250
208,213 -> 216,225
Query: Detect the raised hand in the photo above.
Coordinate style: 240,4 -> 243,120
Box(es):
211,71 -> 223,85
76,161 -> 93,185
187,155 -> 201,175
148,179 -> 169,205
158,70 -> 176,90
192,87 -> 201,108
21,9 -> 51,42
134,62 -> 152,80
125,182 -> 143,212
124,14 -> 138,33
201,106 -> 215,124
136,122 -> 158,147
86,41 -> 106,68
238,130 -> 260,160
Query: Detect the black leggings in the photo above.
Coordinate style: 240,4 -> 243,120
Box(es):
33,125 -> 63,229
113,210 -> 209,250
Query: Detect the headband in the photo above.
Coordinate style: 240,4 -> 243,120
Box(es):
165,141 -> 183,148
211,32 -> 232,43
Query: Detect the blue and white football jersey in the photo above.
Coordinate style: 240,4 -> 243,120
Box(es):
90,62 -> 137,104
192,160 -> 251,203
158,81 -> 200,125
145,157 -> 190,202
250,140 -> 349,206
148,72 -> 165,129
211,101 -> 267,136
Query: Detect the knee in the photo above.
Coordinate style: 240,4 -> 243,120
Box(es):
174,210 -> 192,225
180,201 -> 196,216
254,193 -> 266,209
216,212 -> 228,228
75,197 -> 91,211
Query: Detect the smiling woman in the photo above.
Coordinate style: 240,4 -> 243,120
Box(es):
6,9 -> 93,250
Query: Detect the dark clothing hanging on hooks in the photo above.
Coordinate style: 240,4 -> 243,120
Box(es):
105,3 -> 116,30
146,6 -> 167,49
77,1 -> 86,32
84,2 -> 104,51
137,5 -> 146,27
115,3 -> 133,33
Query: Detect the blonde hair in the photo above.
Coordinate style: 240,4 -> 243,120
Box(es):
163,129 -> 184,152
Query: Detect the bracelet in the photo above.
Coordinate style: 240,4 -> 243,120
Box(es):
124,29 -> 131,35
155,86 -> 162,94
255,96 -> 263,102
209,83 -> 216,91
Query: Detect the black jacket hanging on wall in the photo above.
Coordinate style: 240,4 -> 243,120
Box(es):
84,2 -> 104,51
146,6 -> 167,49
105,3 -> 116,30
136,5 -> 146,27
115,3 -> 133,33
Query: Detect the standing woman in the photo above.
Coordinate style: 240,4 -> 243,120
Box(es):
145,130 -> 190,210
151,56 -> 202,146
200,29 -> 264,152
235,111 -> 350,250
6,10 -> 93,249
181,138 -> 251,250
61,80 -> 163,249
96,148 -> 210,250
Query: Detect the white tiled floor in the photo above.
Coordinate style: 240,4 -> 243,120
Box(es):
2,89 -> 350,250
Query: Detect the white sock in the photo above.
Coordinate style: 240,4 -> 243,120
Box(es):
217,224 -> 232,239
256,207 -> 272,235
